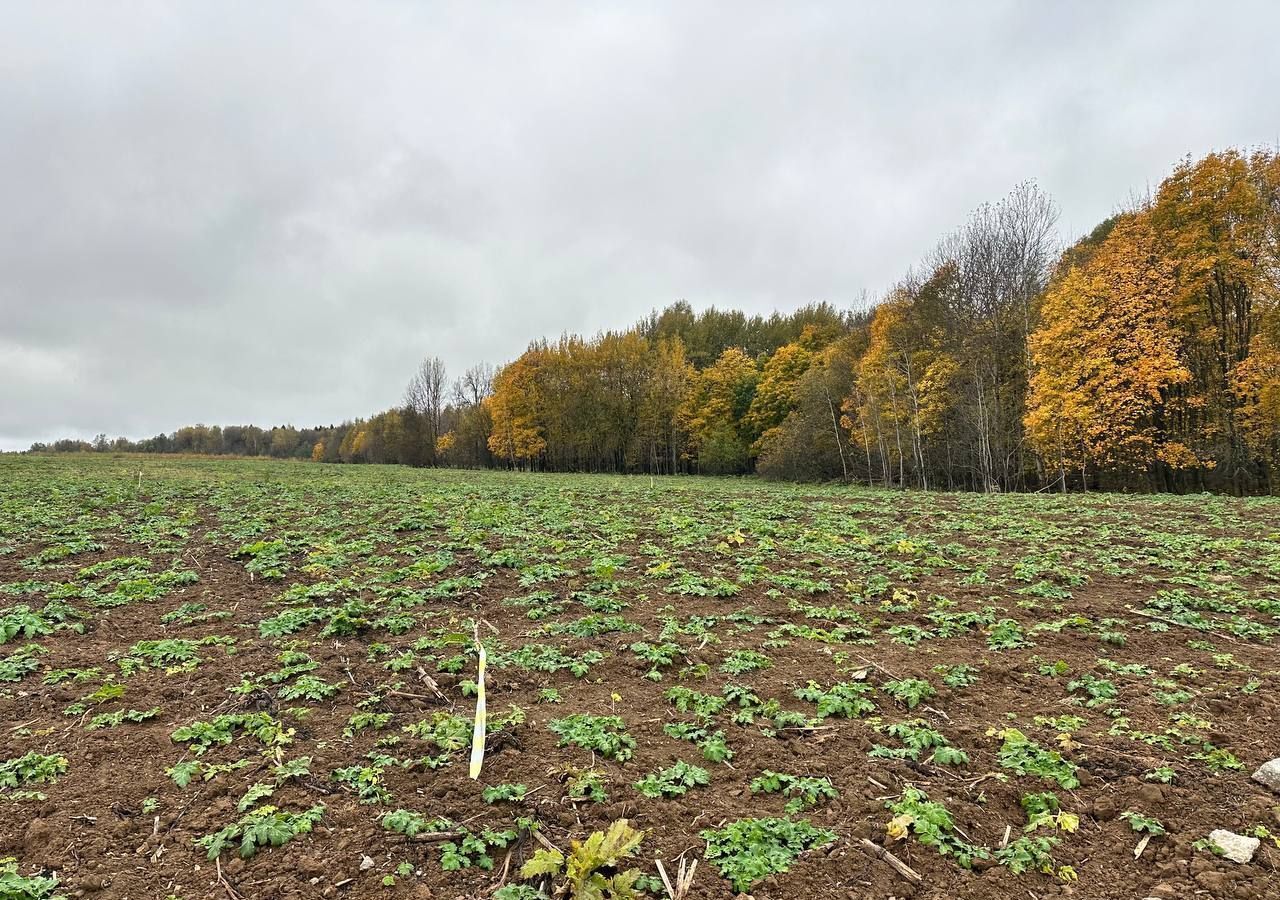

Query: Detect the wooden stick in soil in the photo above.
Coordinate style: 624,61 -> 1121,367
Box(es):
857,839 -> 923,886
854,654 -> 901,680
215,858 -> 245,900
1125,607 -> 1248,645
398,831 -> 464,843
532,829 -> 562,855
657,859 -> 677,899
656,856 -> 697,900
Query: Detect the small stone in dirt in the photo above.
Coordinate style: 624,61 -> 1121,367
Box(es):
359,854 -> 375,871
1208,829 -> 1260,864
1090,796 -> 1119,821
24,819 -> 52,852
1252,759 -> 1280,794
1136,783 -> 1165,805
1195,871 -> 1231,894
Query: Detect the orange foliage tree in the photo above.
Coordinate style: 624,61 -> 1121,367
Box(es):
1026,214 -> 1192,483
486,351 -> 547,467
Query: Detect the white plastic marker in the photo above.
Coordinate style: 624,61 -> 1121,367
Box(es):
468,623 -> 487,780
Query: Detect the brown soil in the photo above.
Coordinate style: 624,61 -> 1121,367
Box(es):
1,462 -> 1278,900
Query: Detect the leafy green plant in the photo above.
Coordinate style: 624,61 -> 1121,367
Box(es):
629,641 -> 683,680
882,677 -> 936,709
634,760 -> 709,799
197,805 -> 324,859
664,685 -> 728,719
381,808 -> 450,838
549,715 -> 636,762
0,606 -> 56,644
1191,745 -> 1244,773
344,711 -> 392,737
41,666 -> 101,686
403,711 -> 471,762
987,619 -> 1032,650
162,602 -> 230,625
885,785 -> 988,868
1066,673 -> 1117,707
440,827 -> 518,872
540,614 -> 639,639
935,663 -> 978,688
506,644 -> 603,678
869,719 -> 957,762
793,679 -> 876,718
749,770 -> 837,814
383,812 -> 518,872
559,767 -> 608,803
0,645 -> 45,683
662,722 -> 732,763
992,728 -> 1079,788
273,756 -> 313,784
0,857 -> 63,900
0,752 -> 68,788
332,764 -> 391,804
171,713 -> 292,755
719,649 -> 772,675
233,539 -> 292,580
277,674 -> 341,702
994,835 -> 1057,874
174,757 -> 253,790
1120,811 -> 1166,836
482,782 -> 529,804
87,707 -> 159,729
117,636 -> 232,673
1020,792 -> 1079,833
62,681 -> 125,715
700,817 -> 836,892
236,782 -> 275,812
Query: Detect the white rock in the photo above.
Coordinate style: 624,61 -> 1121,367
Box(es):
1208,829 -> 1259,865
359,854 -> 375,871
1252,758 -> 1280,793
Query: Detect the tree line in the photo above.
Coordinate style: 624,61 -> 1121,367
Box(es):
33,148 -> 1280,494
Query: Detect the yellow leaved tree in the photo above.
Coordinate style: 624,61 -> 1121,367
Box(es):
1026,214 -> 1191,482
487,351 -> 547,467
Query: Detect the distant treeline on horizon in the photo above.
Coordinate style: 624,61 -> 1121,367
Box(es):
33,148 -> 1280,496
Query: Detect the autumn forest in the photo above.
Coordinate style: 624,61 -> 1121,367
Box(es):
37,149 -> 1280,495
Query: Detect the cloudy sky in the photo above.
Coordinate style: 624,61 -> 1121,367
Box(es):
3,2 -> 1279,449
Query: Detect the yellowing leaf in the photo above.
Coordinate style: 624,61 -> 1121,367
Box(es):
519,847 -> 564,879
886,813 -> 913,840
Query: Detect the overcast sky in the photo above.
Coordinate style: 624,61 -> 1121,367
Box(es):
3,2 -> 1279,449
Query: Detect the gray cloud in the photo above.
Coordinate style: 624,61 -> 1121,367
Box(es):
3,1 -> 1279,448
